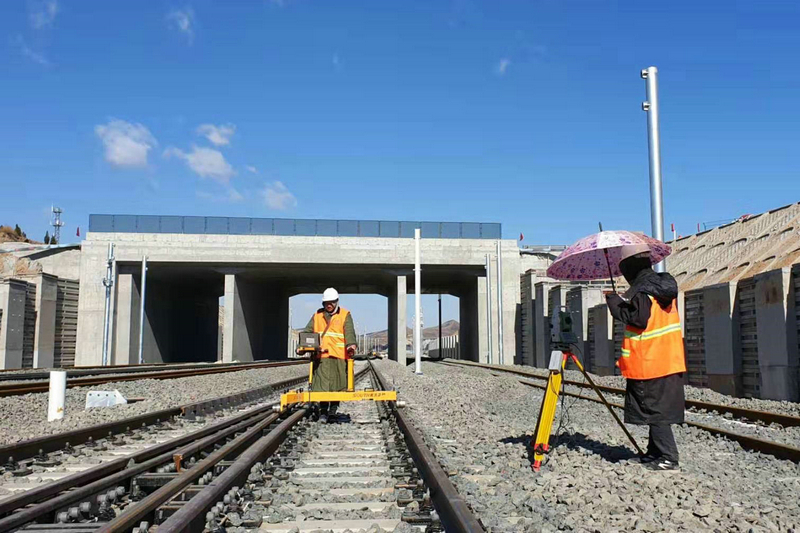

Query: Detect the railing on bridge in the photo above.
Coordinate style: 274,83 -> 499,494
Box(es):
88,215 -> 501,240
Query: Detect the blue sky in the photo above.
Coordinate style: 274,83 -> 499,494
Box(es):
2,1 -> 799,332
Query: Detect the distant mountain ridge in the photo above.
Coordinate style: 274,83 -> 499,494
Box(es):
289,319 -> 459,346
365,320 -> 459,344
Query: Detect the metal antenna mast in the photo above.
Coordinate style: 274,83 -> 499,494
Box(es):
51,206 -> 64,244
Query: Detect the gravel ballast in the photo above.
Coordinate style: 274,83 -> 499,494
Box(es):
0,364 -> 309,445
375,360 -> 800,532
471,360 -> 800,418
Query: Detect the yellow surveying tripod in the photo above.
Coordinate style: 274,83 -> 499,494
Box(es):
531,349 -> 643,471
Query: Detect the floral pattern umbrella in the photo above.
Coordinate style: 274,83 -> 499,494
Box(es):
546,230 -> 671,281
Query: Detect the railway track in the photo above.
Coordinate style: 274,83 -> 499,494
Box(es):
0,361 -> 305,382
438,359 -> 800,464
0,363 -> 484,532
0,372 -> 311,470
0,360 -> 306,397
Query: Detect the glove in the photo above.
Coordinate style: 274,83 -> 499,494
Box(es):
346,345 -> 356,358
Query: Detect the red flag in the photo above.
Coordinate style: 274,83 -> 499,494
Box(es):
519,232 -> 524,241
76,227 -> 81,237
670,223 -> 675,232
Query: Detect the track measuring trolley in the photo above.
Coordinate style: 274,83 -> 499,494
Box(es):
278,332 -> 402,412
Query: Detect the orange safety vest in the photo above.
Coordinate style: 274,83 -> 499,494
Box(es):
312,307 -> 350,359
618,296 -> 686,380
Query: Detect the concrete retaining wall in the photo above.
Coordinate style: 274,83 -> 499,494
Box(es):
517,265 -> 800,401
0,274 -> 74,370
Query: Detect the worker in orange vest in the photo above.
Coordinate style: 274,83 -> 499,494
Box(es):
300,288 -> 357,423
606,244 -> 686,471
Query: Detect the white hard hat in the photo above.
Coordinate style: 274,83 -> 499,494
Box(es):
322,288 -> 339,302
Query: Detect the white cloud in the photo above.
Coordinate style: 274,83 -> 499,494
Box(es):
30,0 -> 59,29
246,165 -> 258,174
261,181 -> 297,211
95,119 -> 158,168
196,123 -> 235,146
227,187 -> 244,202
196,187 -> 244,202
167,7 -> 195,43
496,58 -> 511,75
12,35 -> 50,66
164,146 -> 235,184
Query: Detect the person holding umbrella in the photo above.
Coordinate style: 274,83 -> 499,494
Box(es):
605,244 -> 686,471
546,230 -> 685,471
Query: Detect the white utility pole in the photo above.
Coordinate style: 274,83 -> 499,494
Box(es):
642,66 -> 666,272
414,228 -> 422,374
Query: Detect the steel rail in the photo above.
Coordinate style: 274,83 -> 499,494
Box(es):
158,409 -> 307,533
0,360 -> 306,397
96,410 -> 286,533
516,377 -> 800,464
0,366 -> 365,532
0,359 -> 307,382
0,406 -> 280,531
0,374 -> 309,465
131,366 -> 371,531
371,363 -> 486,532
0,397 -> 275,518
439,359 -> 800,428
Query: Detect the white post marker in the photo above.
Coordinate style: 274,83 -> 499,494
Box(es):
414,228 -> 422,375
48,370 -> 67,421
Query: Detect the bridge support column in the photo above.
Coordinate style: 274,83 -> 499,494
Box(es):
113,272 -> 142,365
223,275 -> 288,362
388,276 -> 407,366
263,290 -> 289,361
223,274 -> 255,362
458,278 -> 480,362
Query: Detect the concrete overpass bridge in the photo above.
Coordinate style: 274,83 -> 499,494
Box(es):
76,215 -> 520,367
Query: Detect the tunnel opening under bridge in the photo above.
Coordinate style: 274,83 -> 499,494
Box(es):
112,264 -> 222,365
289,292 -> 461,361
111,262 -> 487,365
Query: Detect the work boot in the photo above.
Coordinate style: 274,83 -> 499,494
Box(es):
647,459 -> 679,471
630,454 -> 659,464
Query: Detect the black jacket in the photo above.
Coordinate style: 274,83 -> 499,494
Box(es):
606,268 -> 685,425
606,268 -> 679,329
